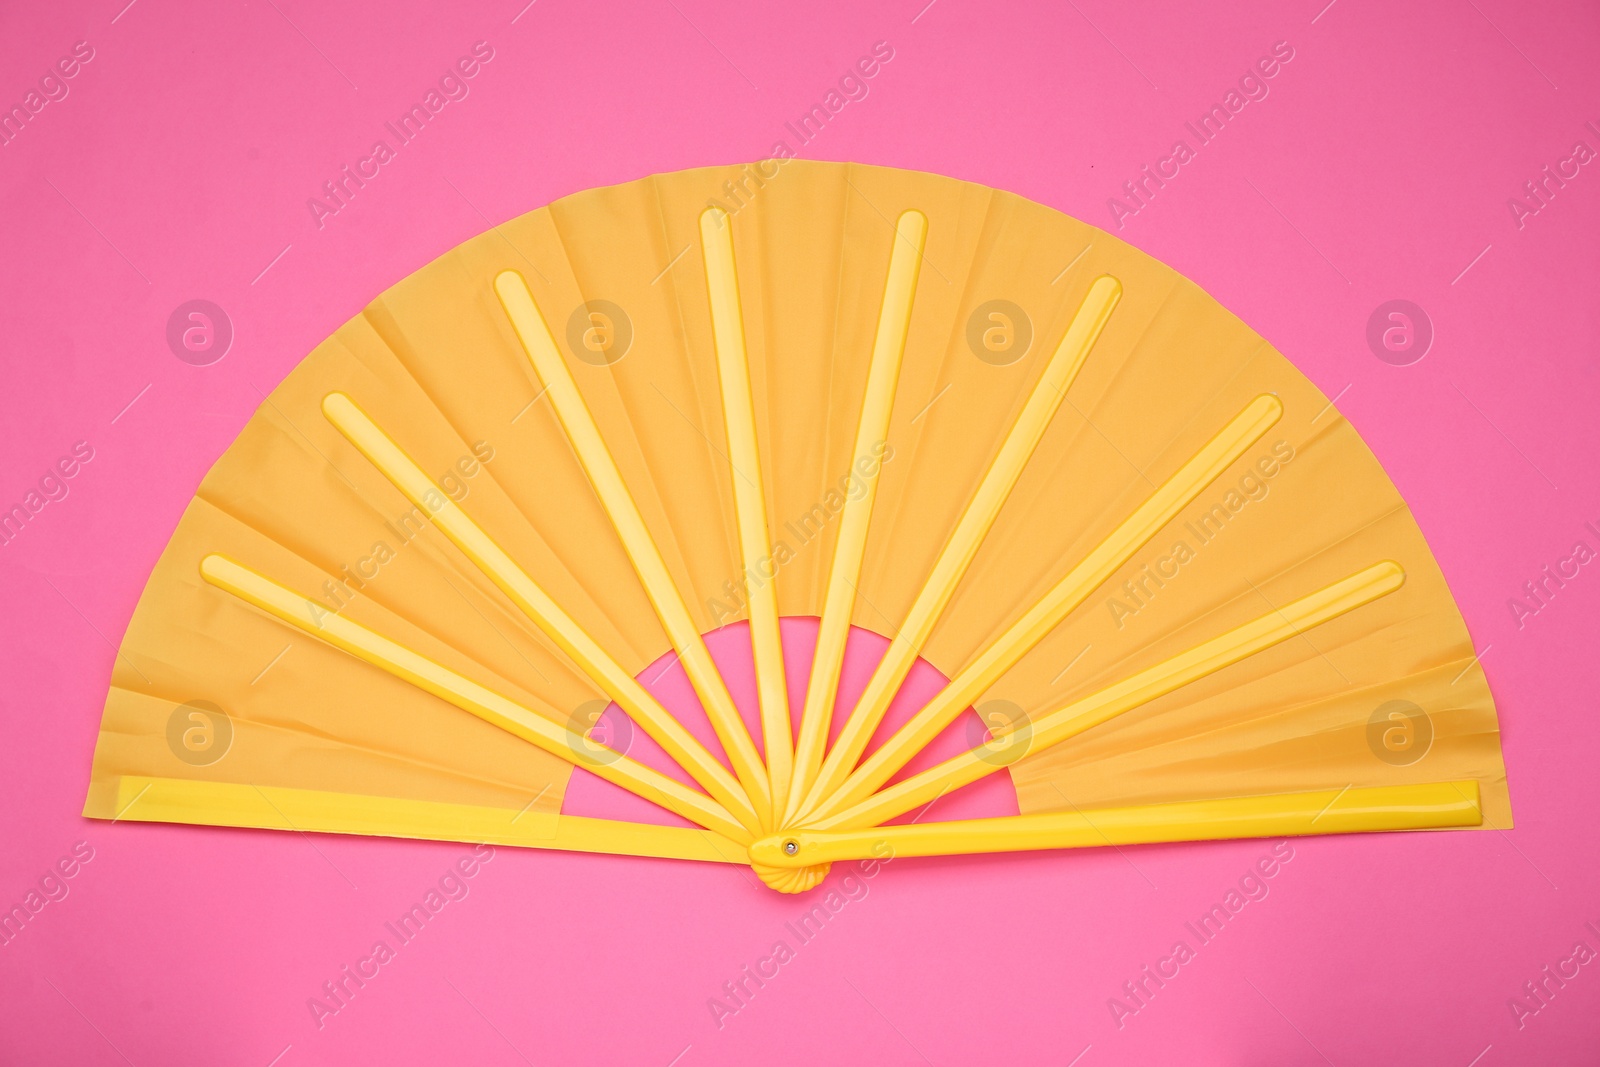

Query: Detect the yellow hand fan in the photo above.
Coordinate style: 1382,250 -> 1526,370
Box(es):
83,161 -> 1509,894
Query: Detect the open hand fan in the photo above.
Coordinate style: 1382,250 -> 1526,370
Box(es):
84,161 -> 1510,893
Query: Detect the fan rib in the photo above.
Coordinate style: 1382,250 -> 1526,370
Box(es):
319,392 -> 765,836
494,270 -> 774,829
805,560 -> 1406,833
805,394 -> 1286,823
700,208 -> 794,812
105,776 -> 749,863
795,275 -> 1124,821
785,209 -> 928,824
198,554 -> 755,844
752,780 -> 1481,866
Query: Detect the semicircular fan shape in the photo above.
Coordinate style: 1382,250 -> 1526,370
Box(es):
84,161 -> 1510,893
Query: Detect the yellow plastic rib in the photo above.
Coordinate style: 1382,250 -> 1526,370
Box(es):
198,554 -> 754,845
808,561 -> 1406,833
493,270 -> 773,828
795,275 -> 1123,820
749,780 -> 1481,867
701,208 -> 793,810
804,394 -> 1284,823
784,209 -> 927,823
101,777 -> 748,864
321,393 -> 763,837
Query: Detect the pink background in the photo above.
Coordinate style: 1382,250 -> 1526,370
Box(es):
2,0 -> 1597,1063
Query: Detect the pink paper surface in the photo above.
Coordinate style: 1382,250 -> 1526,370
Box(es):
1,1 -> 1597,1063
